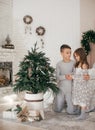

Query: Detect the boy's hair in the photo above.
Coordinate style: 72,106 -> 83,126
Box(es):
74,48 -> 89,68
60,44 -> 71,52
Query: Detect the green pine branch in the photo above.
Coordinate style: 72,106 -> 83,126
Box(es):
13,43 -> 59,94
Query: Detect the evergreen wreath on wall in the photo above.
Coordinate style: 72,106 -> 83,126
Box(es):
23,15 -> 33,24
81,30 -> 95,55
36,26 -> 46,36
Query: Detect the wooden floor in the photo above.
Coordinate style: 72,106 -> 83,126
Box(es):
0,119 -> 44,130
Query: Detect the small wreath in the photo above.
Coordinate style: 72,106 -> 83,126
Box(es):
36,26 -> 46,36
23,15 -> 33,24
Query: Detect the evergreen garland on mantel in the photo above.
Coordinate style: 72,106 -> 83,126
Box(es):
81,30 -> 95,55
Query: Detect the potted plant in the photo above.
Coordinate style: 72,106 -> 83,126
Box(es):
13,43 -> 59,118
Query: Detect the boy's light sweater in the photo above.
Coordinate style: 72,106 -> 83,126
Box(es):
56,60 -> 74,93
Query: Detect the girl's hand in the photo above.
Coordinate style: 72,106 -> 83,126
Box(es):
83,75 -> 90,80
65,75 -> 73,80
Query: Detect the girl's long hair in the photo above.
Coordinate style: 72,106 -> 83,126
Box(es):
74,48 -> 89,68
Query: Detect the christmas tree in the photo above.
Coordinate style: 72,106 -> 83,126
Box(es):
14,43 -> 59,94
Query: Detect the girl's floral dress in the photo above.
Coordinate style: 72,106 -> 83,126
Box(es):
72,68 -> 95,109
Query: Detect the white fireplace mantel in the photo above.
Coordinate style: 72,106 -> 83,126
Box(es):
0,47 -> 16,62
0,47 -> 16,82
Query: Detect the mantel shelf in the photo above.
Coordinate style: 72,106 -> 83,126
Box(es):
0,47 -> 16,53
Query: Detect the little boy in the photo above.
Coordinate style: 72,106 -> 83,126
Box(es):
53,44 -> 75,114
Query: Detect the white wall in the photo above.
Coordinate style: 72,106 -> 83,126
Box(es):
0,0 -> 12,46
80,0 -> 95,33
13,0 -> 80,68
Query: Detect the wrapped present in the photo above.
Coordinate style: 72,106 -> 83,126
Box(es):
29,110 -> 44,121
3,111 -> 17,119
17,106 -> 29,122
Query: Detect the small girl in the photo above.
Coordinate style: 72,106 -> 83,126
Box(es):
72,48 -> 94,120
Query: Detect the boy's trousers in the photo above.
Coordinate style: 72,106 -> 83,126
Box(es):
53,89 -> 74,114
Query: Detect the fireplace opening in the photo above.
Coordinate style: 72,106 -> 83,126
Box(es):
0,62 -> 12,87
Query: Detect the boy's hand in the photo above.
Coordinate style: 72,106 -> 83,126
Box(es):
65,75 -> 73,80
83,75 -> 90,80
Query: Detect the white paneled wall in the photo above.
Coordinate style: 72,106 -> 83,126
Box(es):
0,0 -> 13,46
13,0 -> 80,69
0,0 -> 80,77
0,0 -> 80,99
